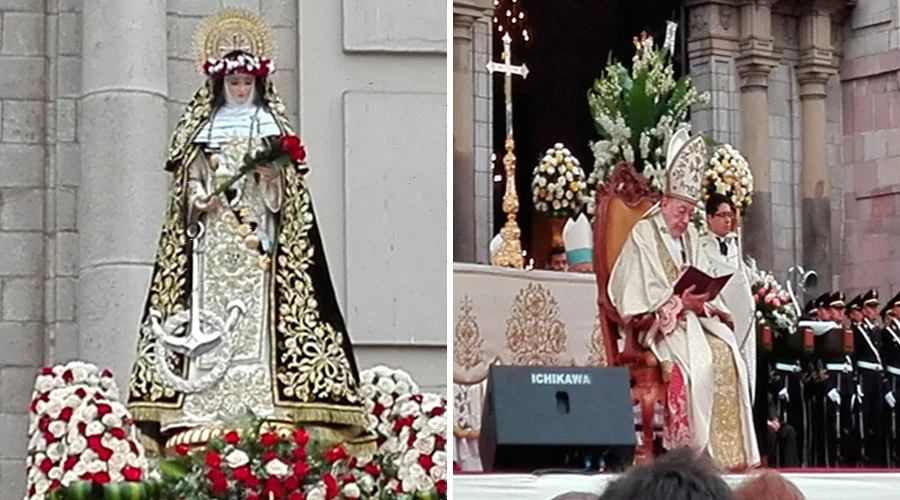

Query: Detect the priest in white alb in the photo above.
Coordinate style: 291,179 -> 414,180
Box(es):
607,130 -> 760,470
698,192 -> 757,401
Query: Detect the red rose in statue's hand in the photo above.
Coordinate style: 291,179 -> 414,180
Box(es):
289,146 -> 307,164
224,431 -> 240,445
280,135 -> 301,152
260,432 -> 278,447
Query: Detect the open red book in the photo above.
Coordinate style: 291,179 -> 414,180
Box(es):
673,266 -> 732,301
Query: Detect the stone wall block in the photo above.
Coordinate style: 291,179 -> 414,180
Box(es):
0,57 -> 44,99
0,322 -> 41,367
0,187 -> 43,231
166,0 -> 219,17
1,100 -> 45,143
0,367 -> 36,412
1,12 -> 45,56
0,232 -> 41,276
2,277 -> 42,321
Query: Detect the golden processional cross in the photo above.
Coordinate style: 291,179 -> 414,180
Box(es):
488,32 -> 529,269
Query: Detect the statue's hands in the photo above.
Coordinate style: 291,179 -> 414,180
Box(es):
195,195 -> 222,213
256,165 -> 279,182
680,285 -> 709,313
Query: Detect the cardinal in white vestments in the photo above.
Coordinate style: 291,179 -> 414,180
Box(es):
607,130 -> 760,470
698,193 -> 757,401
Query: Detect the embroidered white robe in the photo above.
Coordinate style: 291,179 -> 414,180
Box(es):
607,207 -> 760,469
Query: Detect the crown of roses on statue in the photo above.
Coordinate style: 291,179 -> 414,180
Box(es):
203,51 -> 275,79
664,128 -> 707,203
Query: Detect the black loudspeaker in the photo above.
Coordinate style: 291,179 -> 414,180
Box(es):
479,365 -> 635,472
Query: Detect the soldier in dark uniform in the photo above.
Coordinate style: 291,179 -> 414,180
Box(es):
880,294 -> 900,467
852,290 -> 886,466
812,291 -> 855,467
770,297 -> 814,466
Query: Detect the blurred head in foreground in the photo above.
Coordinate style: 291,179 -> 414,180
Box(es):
733,470 -> 804,500
598,449 -> 734,500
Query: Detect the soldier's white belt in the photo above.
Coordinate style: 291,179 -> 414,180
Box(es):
775,362 -> 802,373
825,362 -> 853,373
857,360 -> 883,372
886,365 -> 900,377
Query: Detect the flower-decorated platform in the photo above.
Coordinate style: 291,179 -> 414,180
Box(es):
26,362 -> 446,500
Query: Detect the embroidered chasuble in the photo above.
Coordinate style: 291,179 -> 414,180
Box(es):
607,208 -> 759,469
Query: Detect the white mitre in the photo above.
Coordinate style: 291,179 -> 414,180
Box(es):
489,233 -> 503,260
664,128 -> 707,203
563,213 -> 593,266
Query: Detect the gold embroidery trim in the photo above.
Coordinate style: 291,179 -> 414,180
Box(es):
706,333 -> 748,469
454,296 -> 485,370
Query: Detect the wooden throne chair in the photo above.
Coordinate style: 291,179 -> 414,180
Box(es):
593,162 -> 664,465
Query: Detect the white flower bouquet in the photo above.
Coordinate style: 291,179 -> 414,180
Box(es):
388,393 -> 447,497
359,366 -> 419,453
703,143 -> 754,214
531,143 -> 587,217
585,23 -> 709,214
25,363 -> 147,500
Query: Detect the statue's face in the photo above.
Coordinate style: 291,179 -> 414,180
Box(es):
706,202 -> 734,236
660,197 -> 694,238
226,74 -> 255,103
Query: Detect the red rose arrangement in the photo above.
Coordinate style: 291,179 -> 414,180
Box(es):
160,421 -> 389,500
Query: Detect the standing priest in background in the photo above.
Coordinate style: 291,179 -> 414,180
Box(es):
608,129 -> 760,470
699,192 -> 759,458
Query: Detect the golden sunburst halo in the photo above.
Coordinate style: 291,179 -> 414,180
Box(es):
193,9 -> 276,72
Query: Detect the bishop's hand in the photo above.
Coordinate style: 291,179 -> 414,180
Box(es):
681,285 -> 709,313
256,165 -> 278,182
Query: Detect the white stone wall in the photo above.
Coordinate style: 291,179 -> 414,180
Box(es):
1,0 -> 50,495
0,0 -> 447,496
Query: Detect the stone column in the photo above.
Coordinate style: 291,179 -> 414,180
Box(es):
453,0 -> 491,263
796,5 -> 837,293
736,0 -> 778,271
78,1 -> 169,391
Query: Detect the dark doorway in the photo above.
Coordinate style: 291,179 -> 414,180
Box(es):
491,0 -> 685,268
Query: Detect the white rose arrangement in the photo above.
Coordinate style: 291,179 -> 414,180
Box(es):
531,143 -> 587,217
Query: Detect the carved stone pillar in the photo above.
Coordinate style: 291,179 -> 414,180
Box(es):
797,5 -> 838,293
453,0 -> 491,263
736,1 -> 778,271
78,0 -> 169,391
